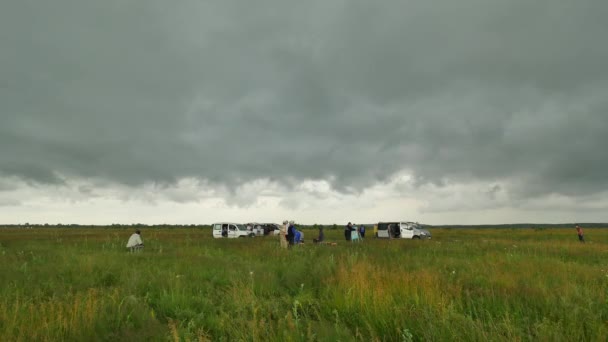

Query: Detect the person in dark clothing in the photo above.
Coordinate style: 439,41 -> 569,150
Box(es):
287,220 -> 296,246
345,222 -> 353,241
390,224 -> 400,238
314,226 -> 325,243
345,222 -> 357,241
359,225 -> 366,238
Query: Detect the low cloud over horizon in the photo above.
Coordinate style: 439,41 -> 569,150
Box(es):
1,0 -> 607,224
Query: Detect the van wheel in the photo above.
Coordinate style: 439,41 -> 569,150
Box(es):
413,236 -> 420,239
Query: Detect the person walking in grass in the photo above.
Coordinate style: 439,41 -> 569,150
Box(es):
126,230 -> 144,252
576,225 -> 585,243
280,220 -> 289,249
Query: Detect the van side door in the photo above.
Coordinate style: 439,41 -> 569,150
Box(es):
213,223 -> 222,238
377,223 -> 389,238
400,223 -> 414,239
229,224 -> 239,238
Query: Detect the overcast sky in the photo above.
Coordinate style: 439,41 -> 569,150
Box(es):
1,0 -> 607,225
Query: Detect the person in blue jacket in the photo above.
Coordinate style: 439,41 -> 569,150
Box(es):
287,220 -> 296,246
295,230 -> 302,244
359,225 -> 366,238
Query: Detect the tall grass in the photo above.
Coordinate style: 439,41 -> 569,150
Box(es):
0,227 -> 606,341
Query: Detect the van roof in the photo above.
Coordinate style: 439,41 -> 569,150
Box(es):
212,222 -> 242,225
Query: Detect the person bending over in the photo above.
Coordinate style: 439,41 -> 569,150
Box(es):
126,230 -> 144,252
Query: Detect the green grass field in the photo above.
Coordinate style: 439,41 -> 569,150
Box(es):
0,227 -> 606,341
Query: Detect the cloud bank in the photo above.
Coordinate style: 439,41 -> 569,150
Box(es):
1,0 -> 607,223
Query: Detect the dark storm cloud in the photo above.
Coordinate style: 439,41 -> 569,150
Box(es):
1,0 -> 607,198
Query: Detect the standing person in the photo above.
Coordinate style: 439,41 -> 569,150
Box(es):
313,226 -> 325,244
287,220 -> 296,246
345,222 -> 353,241
359,224 -> 366,238
126,230 -> 144,252
280,220 -> 289,249
351,223 -> 360,242
576,225 -> 585,243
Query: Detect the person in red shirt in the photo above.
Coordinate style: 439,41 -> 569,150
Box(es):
575,225 -> 585,243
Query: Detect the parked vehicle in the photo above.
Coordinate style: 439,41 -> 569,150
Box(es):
246,222 -> 265,236
212,223 -> 255,238
256,223 -> 281,236
376,222 -> 431,239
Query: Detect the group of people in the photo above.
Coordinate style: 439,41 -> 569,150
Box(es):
344,222 -> 365,241
125,223 -> 588,253
125,221 -> 323,253
279,220 -> 302,248
278,220 -> 331,248
278,221 -> 367,248
126,221 -> 364,252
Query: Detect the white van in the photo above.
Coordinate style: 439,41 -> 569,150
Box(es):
376,222 -> 431,239
212,223 -> 255,238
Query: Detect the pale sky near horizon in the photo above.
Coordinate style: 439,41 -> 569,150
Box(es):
1,1 -> 608,225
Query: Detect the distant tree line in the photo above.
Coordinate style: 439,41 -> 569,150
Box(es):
0,222 -> 606,229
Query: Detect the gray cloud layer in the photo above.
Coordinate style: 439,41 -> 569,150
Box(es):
2,0 -> 607,199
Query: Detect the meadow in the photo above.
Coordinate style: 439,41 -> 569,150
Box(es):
0,227 -> 606,341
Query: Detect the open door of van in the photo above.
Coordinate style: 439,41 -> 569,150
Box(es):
212,223 -> 222,238
377,222 -> 390,238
